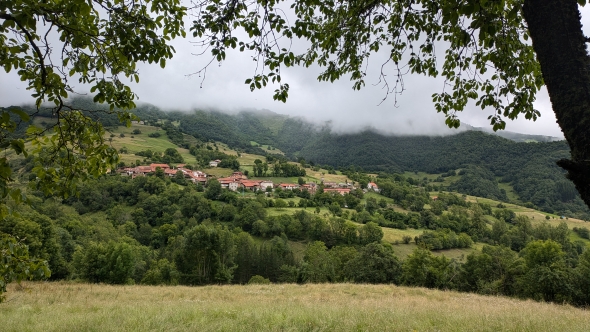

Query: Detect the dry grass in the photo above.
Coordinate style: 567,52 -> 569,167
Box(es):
305,169 -> 350,184
463,194 -> 590,230
2,282 -> 589,331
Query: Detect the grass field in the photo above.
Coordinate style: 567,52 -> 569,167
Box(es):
2,282 -> 589,331
497,181 -> 520,201
104,124 -> 199,165
462,194 -> 590,230
403,171 -> 461,187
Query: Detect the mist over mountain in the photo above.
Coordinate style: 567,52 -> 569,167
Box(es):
5,97 -> 583,218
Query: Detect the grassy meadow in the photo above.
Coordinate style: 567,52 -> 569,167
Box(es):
104,124 -> 198,165
2,282 -> 590,332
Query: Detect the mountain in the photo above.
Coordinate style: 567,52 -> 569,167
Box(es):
465,124 -> 562,142
6,98 -> 589,218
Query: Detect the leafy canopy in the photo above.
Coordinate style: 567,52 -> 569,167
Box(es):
0,0 -> 185,300
0,0 -> 186,210
191,0 -> 543,129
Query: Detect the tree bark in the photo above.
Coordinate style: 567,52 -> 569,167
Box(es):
523,0 -> 590,209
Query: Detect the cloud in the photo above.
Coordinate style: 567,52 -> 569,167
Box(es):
5,6 -> 590,138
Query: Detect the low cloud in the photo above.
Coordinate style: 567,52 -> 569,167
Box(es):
5,6 -> 588,139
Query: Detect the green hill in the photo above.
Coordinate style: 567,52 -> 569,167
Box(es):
6,97 -> 589,219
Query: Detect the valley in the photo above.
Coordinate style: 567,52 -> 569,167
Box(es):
2,100 -> 590,327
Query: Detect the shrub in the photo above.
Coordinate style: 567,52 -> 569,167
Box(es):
573,227 -> 590,239
248,275 -> 271,284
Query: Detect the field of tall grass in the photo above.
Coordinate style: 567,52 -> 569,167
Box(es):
2,282 -> 589,331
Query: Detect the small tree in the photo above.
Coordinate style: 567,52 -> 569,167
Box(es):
205,179 -> 222,200
1,236 -> 50,302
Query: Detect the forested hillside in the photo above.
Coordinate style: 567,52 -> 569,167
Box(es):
4,100 -> 590,308
9,97 -> 589,218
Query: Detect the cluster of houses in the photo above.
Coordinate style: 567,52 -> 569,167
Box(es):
117,163 -> 380,195
117,163 -> 208,184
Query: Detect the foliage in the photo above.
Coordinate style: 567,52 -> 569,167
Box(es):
192,0 -> 543,129
0,171 -> 586,307
0,234 -> 50,302
0,0 -> 186,204
344,242 -> 401,284
247,275 -> 270,284
416,229 -> 473,250
0,3 -> 189,293
402,248 -> 456,289
448,166 -> 507,201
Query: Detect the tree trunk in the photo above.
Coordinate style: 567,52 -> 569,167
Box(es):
523,0 -> 590,209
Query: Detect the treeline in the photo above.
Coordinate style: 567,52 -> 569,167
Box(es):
135,148 -> 184,164
177,110 -> 272,155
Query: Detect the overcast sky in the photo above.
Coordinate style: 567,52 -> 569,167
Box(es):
2,6 -> 590,138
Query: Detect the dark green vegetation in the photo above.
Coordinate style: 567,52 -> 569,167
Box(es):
11,97 -> 587,220
53,98 -> 584,220
3,164 -> 590,306
2,103 -> 590,306
190,0 -> 590,215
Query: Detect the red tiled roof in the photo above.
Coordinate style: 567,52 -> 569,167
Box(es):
218,177 -> 238,184
324,188 -> 351,193
240,180 -> 261,185
150,163 -> 170,172
137,166 -> 152,172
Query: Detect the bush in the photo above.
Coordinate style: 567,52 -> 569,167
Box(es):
402,235 -> 412,244
573,227 -> 590,239
248,275 -> 271,284
148,132 -> 161,138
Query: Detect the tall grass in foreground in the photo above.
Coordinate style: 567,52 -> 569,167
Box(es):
2,282 -> 589,331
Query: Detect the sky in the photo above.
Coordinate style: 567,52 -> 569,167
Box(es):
2,6 -> 589,138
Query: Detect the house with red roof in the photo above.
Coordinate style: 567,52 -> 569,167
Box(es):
277,183 -> 299,190
367,182 -> 380,193
301,183 -> 317,195
218,177 -> 239,191
164,168 -> 178,177
324,188 -> 351,196
259,180 -> 274,191
240,180 -> 262,191
150,163 -> 170,172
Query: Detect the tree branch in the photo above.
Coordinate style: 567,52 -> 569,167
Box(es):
0,12 -> 48,88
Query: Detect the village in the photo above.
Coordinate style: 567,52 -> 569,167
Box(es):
117,160 -> 380,195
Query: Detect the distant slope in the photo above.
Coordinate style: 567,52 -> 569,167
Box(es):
467,124 -> 563,142
5,97 -> 588,219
